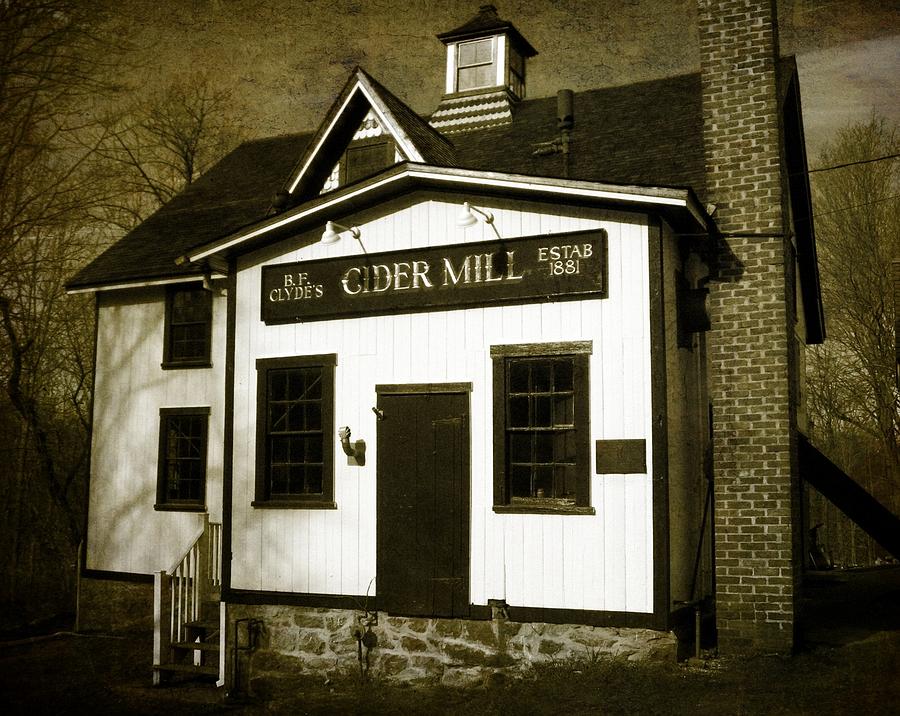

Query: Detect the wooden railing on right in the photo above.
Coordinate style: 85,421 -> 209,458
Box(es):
153,514 -> 223,685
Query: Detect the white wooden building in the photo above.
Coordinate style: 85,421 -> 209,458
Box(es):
69,3 -> 828,684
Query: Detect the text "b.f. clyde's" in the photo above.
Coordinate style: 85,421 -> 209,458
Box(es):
260,230 -> 606,324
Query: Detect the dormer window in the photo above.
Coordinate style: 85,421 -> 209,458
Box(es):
320,109 -> 402,193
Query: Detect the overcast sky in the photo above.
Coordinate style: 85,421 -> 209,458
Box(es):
109,0 -> 899,160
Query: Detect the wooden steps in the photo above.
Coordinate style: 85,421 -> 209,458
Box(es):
154,662 -> 219,677
172,640 -> 219,651
153,606 -> 221,684
152,517 -> 223,686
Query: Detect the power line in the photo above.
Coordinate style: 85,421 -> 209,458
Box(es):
812,193 -> 900,219
808,153 -> 900,174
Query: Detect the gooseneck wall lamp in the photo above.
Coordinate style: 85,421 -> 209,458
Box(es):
321,221 -> 367,253
457,202 -> 503,241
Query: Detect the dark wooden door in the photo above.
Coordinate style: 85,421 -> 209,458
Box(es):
376,390 -> 470,617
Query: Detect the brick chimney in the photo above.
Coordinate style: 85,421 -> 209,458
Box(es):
699,0 -> 802,653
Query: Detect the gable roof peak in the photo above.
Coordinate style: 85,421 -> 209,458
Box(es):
282,67 -> 454,202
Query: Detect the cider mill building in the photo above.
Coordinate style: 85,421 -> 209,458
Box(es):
68,1 -> 836,685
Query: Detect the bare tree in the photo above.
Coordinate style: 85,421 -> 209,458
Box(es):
1,0 -> 116,523
808,117 -> 900,482
1,4 -> 247,627
806,117 -> 900,554
99,73 -> 246,228
0,0 -> 126,626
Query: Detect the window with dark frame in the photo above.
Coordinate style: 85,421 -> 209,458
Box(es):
163,285 -> 212,368
507,45 -> 525,99
492,343 -> 593,514
156,407 -> 209,510
254,355 -> 336,508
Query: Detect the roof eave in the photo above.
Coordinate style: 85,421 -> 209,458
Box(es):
185,163 -> 710,264
65,269 -> 224,295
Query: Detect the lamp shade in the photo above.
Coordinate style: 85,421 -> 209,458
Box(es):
456,202 -> 479,228
320,221 -> 342,244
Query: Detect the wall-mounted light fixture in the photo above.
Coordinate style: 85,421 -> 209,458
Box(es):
321,221 -> 367,253
457,202 -> 503,241
338,426 -> 366,466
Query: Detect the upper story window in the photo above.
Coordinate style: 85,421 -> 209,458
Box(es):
163,284 -> 212,369
457,37 -> 496,91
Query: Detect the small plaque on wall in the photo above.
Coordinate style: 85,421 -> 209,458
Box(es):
596,439 -> 647,474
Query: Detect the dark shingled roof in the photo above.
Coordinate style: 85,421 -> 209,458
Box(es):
70,70 -> 708,290
452,72 -> 706,196
69,133 -> 311,289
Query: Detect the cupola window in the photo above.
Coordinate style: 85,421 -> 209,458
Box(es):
457,37 -> 495,91
507,44 -> 525,99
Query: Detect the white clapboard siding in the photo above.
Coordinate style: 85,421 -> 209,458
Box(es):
230,195 -> 654,613
87,286 -> 227,574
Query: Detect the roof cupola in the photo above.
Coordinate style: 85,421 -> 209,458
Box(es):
430,5 -> 537,134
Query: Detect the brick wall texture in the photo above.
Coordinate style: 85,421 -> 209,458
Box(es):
698,0 -> 801,652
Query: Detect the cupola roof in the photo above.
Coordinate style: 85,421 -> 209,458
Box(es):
437,4 -> 537,57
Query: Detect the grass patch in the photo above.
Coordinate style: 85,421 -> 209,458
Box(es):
2,631 -> 899,714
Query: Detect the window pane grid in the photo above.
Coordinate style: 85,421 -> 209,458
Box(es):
458,38 -> 492,65
266,366 -> 326,498
162,414 -> 206,503
508,47 -> 525,98
505,357 -> 578,502
457,38 -> 494,91
166,287 -> 210,364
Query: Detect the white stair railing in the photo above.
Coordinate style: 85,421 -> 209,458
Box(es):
153,514 -> 222,684
207,520 -> 222,590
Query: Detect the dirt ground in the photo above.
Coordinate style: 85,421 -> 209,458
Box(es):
2,566 -> 899,715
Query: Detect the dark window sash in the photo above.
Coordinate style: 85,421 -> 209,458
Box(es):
254,354 -> 336,508
492,343 -> 592,513
162,284 -> 212,369
155,407 -> 210,511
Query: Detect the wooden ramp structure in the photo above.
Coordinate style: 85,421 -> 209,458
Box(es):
799,434 -> 900,560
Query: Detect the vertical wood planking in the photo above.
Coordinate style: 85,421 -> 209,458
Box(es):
88,288 -> 226,575
624,476 -> 650,611
308,510 -> 327,592
542,518 -> 564,607
503,514 -> 524,604
223,197 -> 655,611
603,475 -> 627,611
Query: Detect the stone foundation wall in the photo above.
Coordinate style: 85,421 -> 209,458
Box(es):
227,603 -> 677,692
